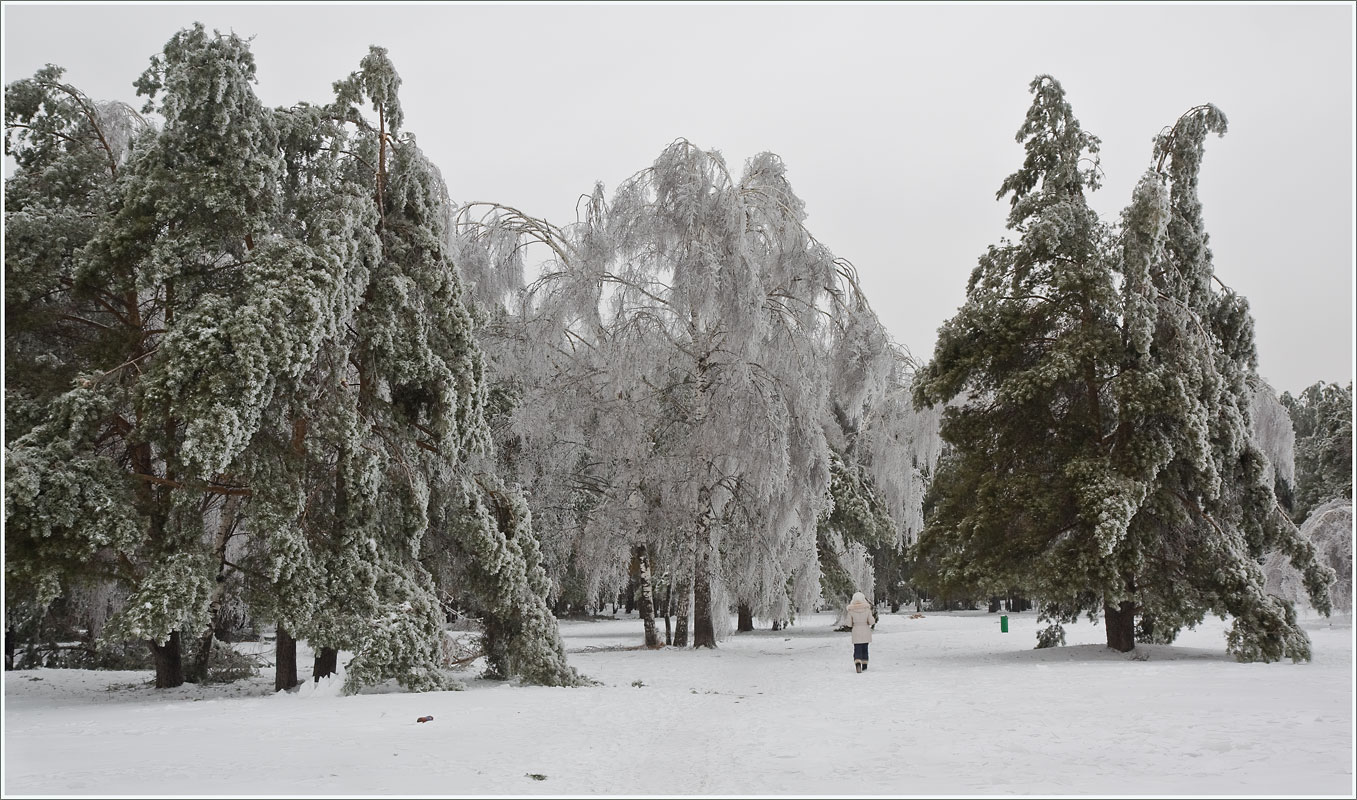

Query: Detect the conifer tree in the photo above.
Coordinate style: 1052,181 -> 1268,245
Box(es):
6,29 -> 583,690
914,75 -> 1123,647
7,26 -> 297,688
255,45 -> 582,691
4,64 -> 152,655
914,77 -> 1333,661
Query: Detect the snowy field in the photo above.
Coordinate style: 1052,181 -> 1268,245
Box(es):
3,609 -> 1352,796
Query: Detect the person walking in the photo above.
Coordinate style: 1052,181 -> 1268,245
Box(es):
847,591 -> 876,673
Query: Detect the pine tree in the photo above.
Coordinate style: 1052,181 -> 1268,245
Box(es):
1122,104 -> 1332,661
274,45 -> 582,691
6,29 -> 584,691
914,76 -> 1334,661
6,26 -> 297,688
4,65 -> 152,657
914,75 -> 1123,643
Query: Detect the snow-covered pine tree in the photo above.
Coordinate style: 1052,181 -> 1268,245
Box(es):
4,65 -> 152,659
281,45 -> 583,691
1120,105 -> 1332,661
913,76 -> 1334,661
5,25 -> 306,688
7,30 -> 583,692
913,75 -> 1125,647
227,93 -> 382,693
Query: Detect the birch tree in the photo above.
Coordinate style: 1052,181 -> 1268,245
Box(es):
1249,378 -> 1296,507
458,142 -> 902,646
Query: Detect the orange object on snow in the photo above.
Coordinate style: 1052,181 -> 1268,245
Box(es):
417,715 -> 434,723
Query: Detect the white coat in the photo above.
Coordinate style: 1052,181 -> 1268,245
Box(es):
846,593 -> 875,644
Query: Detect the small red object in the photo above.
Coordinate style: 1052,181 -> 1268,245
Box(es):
417,715 -> 434,723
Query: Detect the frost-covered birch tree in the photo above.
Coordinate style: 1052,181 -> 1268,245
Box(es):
913,76 -> 1333,661
1263,499 -> 1352,616
457,141 -> 903,647
1249,378 -> 1296,506
594,144 -> 909,646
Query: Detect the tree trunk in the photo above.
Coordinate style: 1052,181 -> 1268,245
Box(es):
632,544 -> 661,647
185,629 -> 212,684
313,646 -> 339,682
662,576 -> 674,645
737,603 -> 754,632
186,495 -> 243,685
149,631 -> 185,689
5,626 -> 15,670
692,497 -> 717,649
988,597 -> 1001,613
1104,599 -> 1136,652
1139,614 -> 1155,643
688,345 -> 718,650
275,626 -> 299,692
674,568 -> 691,648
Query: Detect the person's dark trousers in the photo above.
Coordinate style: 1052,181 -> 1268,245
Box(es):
853,642 -> 869,671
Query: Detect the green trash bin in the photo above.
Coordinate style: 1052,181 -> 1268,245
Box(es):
1000,615 -> 1009,633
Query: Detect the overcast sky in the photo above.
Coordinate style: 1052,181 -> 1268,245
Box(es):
4,2 -> 1352,394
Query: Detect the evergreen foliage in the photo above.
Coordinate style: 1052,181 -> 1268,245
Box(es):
913,76 -> 1333,662
5,26 -> 581,691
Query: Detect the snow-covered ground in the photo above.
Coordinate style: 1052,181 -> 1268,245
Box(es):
3,609 -> 1352,796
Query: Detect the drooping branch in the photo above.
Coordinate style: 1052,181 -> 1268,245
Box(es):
130,472 -> 253,497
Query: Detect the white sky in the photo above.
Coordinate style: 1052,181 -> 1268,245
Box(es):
3,1 -> 1353,395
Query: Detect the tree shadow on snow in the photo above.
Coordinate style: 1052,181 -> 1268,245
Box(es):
940,642 -> 1237,665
